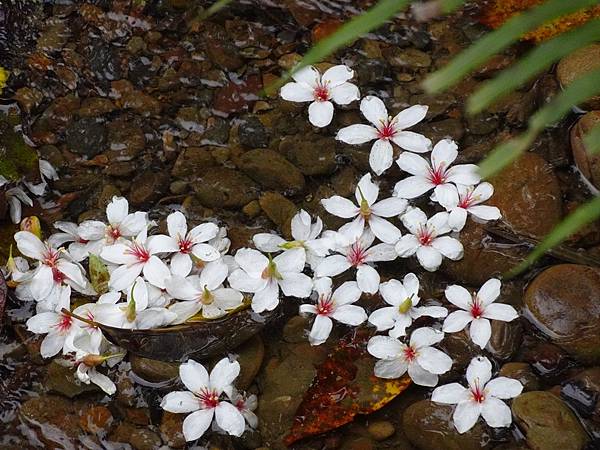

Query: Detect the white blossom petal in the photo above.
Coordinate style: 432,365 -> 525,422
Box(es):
308,100 -> 334,127
182,409 -> 214,442
453,401 -> 482,434
369,139 -> 394,176
309,314 -> 333,345
330,82 -> 360,105
360,96 -> 388,127
280,82 -> 314,102
443,310 -> 473,333
336,124 -> 378,144
161,391 -> 200,413
392,131 -> 432,153
431,383 -> 469,404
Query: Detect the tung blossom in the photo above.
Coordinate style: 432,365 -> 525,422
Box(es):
367,327 -> 452,386
299,277 -> 366,345
442,279 -> 518,349
315,229 -> 396,294
337,96 -> 431,175
158,211 -> 220,277
78,196 -> 148,251
280,64 -> 360,127
228,248 -> 312,313
228,388 -> 258,430
321,173 -> 407,244
368,273 -> 447,338
14,230 -> 89,303
253,209 -> 332,270
435,182 -> 502,232
395,207 -> 463,272
432,356 -> 523,433
160,358 -> 246,441
166,260 -> 244,323
394,139 -> 480,200
100,228 -> 177,292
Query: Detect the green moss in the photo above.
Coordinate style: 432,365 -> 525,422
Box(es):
0,116 -> 39,182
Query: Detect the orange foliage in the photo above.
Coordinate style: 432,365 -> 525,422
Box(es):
480,0 -> 600,43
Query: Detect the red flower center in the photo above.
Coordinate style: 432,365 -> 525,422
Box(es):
458,191 -> 474,209
56,313 -> 73,334
126,242 -> 150,263
470,298 -> 484,319
378,122 -> 396,140
108,226 -> 122,241
347,242 -> 367,267
316,294 -> 335,316
235,399 -> 246,411
471,380 -> 485,403
313,85 -> 330,102
43,248 -> 60,268
417,226 -> 433,246
178,237 -> 193,254
52,267 -> 66,284
428,165 -> 447,186
198,388 -> 220,409
403,345 -> 416,362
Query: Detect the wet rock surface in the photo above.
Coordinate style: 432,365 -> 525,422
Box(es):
524,264 -> 600,363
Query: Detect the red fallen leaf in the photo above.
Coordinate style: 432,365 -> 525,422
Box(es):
284,328 -> 411,446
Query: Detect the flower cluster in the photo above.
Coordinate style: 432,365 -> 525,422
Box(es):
6,62 -> 518,441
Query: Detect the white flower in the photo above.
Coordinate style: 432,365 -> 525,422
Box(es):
299,277 -> 366,345
14,231 -> 89,303
315,229 -> 396,294
228,248 -> 312,313
367,327 -> 452,386
78,196 -> 148,249
431,356 -> 523,433
93,278 -> 177,329
5,186 -> 33,223
321,173 -> 407,244
48,221 -> 92,262
72,338 -> 121,396
160,358 -> 245,441
26,285 -> 78,358
435,182 -> 502,231
442,279 -> 518,349
280,64 -> 360,127
395,207 -> 463,272
228,388 -> 258,430
166,260 -> 243,323
394,139 -> 480,199
100,227 -> 177,292
159,211 -> 220,277
336,96 -> 431,175
368,273 -> 447,338
23,159 -> 59,197
253,209 -> 332,270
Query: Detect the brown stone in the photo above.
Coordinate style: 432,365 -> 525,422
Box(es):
570,111 -> 600,189
524,264 -> 600,363
487,153 -> 562,237
556,44 -> 600,110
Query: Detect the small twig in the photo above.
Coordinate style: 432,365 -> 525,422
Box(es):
61,308 -> 100,328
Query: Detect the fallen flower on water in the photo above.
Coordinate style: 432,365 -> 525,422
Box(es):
431,356 -> 522,433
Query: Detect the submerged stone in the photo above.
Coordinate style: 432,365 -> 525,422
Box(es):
239,149 -> 305,193
65,118 -> 107,158
524,264 -> 600,363
0,116 -> 39,182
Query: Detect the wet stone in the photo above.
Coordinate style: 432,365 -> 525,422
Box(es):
193,167 -> 259,209
239,149 -> 305,194
524,264 -> 600,363
403,400 -> 492,450
36,21 -> 70,53
129,170 -> 170,207
233,335 -> 264,390
258,191 -> 298,238
523,342 -> 572,378
78,97 -> 116,117
387,47 -> 432,68
556,43 -> 600,110
206,38 -> 244,70
512,391 -> 589,450
499,363 -> 540,392
488,153 -> 562,237
238,116 -> 269,148
44,360 -> 99,398
172,147 -> 215,178
88,39 -> 122,81
570,111 -> 600,189
280,134 -> 337,176
160,412 -> 186,448
106,119 -> 145,161
130,355 -> 179,383
487,319 -> 522,361
110,422 -> 163,450
367,420 -> 395,441
65,117 -> 107,158
14,87 -> 44,113
412,118 -> 464,143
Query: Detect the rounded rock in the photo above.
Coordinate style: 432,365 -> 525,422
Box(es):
556,44 -> 600,110
512,391 -> 589,450
239,149 -> 305,194
570,111 -> 600,189
367,420 -> 395,441
524,264 -> 600,363
193,167 -> 259,209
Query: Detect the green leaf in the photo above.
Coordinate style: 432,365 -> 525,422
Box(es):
199,0 -> 233,19
440,0 -> 466,13
583,123 -> 600,155
266,0 -> 411,95
89,254 -> 110,295
508,195 -> 600,277
423,0 -> 600,93
479,67 -> 600,179
468,19 -> 600,114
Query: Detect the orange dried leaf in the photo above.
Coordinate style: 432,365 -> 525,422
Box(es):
284,329 -> 411,446
479,0 -> 600,43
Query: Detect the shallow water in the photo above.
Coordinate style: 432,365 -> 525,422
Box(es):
1,0 -> 600,449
